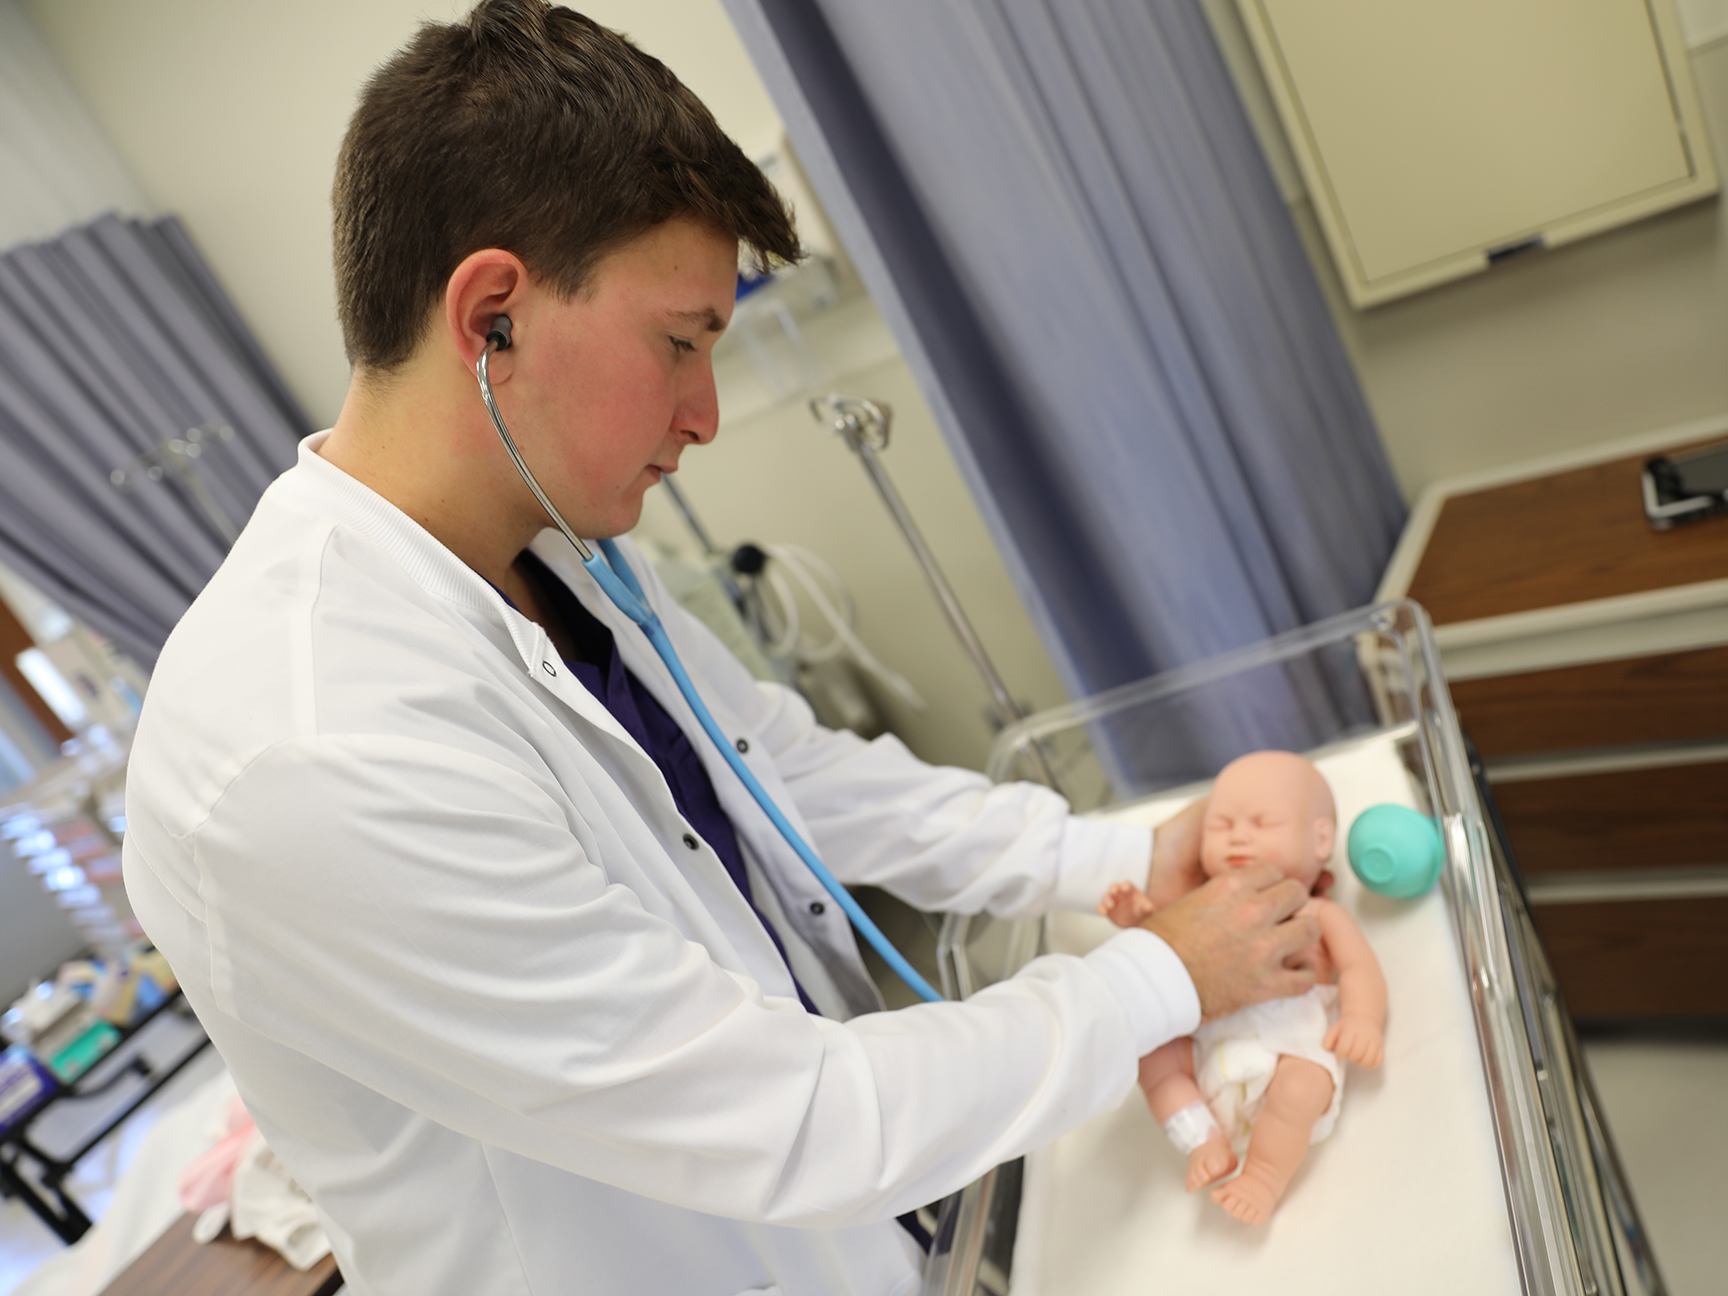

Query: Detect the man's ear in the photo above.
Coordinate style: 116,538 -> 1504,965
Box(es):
445,249 -> 529,372
1313,817 -> 1336,864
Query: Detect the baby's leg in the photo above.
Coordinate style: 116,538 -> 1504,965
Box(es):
1210,1055 -> 1334,1224
1139,1039 -> 1235,1191
1098,880 -> 1155,928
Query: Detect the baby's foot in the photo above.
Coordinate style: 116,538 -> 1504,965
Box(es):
1209,1162 -> 1285,1225
1097,880 -> 1154,928
1185,1136 -> 1236,1192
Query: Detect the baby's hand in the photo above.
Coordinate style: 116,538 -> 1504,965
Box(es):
1324,1016 -> 1384,1068
1098,880 -> 1156,929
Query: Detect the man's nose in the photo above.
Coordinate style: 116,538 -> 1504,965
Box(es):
677,363 -> 720,445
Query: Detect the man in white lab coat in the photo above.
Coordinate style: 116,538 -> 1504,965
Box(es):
122,3 -> 1322,1292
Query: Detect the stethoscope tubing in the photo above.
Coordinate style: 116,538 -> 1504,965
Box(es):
477,337 -> 945,1005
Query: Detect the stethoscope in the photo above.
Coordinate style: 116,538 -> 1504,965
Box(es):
477,315 -> 943,1004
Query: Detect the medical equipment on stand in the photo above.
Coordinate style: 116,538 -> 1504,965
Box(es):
475,317 -> 943,1004
656,474 -> 920,730
645,543 -> 790,688
755,543 -> 924,708
653,474 -> 756,630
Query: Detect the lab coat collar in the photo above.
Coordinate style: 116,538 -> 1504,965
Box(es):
279,432 -> 640,750
523,534 -> 734,805
283,433 -> 496,613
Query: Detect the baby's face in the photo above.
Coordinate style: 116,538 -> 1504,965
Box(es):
1200,754 -> 1332,889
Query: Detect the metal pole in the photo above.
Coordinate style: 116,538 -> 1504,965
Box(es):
110,422 -> 241,549
659,474 -> 724,558
810,395 -> 1058,788
654,474 -> 770,638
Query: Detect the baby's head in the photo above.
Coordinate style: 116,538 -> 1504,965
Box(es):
1200,751 -> 1336,890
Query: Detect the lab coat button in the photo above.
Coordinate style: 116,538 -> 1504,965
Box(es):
809,901 -> 825,915
682,833 -> 700,850
541,661 -> 556,676
735,737 -> 750,753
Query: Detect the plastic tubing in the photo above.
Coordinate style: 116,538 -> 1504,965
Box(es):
588,540 -> 945,1005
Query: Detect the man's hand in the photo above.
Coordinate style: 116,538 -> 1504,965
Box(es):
1142,863 -> 1320,1022
1145,798 -> 1208,908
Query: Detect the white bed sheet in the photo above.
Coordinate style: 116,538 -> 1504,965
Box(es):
1012,732 -> 1522,1295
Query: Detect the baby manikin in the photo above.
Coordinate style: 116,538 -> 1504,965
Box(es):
1100,751 -> 1386,1224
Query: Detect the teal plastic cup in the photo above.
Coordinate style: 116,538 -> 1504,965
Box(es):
1346,804 -> 1443,899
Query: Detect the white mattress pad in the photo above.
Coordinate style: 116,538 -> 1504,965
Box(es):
1011,731 -> 1522,1295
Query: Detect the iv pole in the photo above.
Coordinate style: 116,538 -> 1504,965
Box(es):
109,422 -> 241,549
807,394 -> 1056,787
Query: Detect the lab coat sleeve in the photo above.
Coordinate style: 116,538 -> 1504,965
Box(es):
177,732 -> 1193,1227
641,571 -> 1152,919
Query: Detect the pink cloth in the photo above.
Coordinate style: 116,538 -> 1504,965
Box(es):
177,1096 -> 255,1212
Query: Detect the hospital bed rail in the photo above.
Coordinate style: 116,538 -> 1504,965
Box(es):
917,599 -> 1661,1296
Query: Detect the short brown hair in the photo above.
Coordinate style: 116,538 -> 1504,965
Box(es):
333,0 -> 800,370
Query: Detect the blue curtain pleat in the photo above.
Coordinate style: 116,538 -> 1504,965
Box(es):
725,0 -> 1404,777
0,213 -> 308,667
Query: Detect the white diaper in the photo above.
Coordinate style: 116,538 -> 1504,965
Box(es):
1191,984 -> 1343,1153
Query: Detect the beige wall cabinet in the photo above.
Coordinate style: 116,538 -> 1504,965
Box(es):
1238,0 -> 1719,306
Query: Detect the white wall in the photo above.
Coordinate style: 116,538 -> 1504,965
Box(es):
18,0 -> 786,428
635,299 -> 1071,768
1680,0 -> 1728,47
1310,41 -> 1728,496
1205,2 -> 1728,497
0,0 -> 144,248
19,0 -> 1071,771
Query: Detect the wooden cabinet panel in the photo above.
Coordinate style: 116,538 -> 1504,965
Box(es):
1530,896 -> 1728,1018
1450,645 -> 1728,757
1493,760 -> 1728,874
1406,442 -> 1728,626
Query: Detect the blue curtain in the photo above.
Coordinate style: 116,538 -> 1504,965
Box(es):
0,213 -> 309,668
723,0 -> 1404,770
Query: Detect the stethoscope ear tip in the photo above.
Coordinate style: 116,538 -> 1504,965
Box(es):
487,315 -> 513,351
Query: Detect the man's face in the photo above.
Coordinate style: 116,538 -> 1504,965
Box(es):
1199,754 -> 1332,889
505,217 -> 738,539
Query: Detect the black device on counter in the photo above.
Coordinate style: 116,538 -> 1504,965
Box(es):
1642,441 -> 1728,530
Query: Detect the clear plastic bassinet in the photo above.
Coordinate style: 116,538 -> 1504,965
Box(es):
917,600 -> 1660,1296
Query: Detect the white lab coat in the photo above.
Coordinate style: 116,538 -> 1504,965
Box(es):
122,434 -> 1200,1296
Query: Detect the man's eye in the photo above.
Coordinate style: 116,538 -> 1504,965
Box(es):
670,336 -> 696,354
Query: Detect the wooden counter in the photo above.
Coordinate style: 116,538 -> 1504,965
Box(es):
1380,416 -> 1728,1021
96,1211 -> 342,1296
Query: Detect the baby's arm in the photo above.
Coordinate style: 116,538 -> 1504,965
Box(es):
1099,800 -> 1212,927
1316,900 -> 1387,1068
1098,878 -> 1156,927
